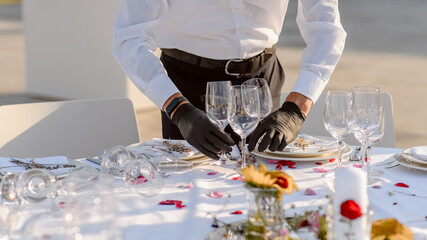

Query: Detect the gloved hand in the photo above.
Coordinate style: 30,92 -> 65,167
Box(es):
248,101 -> 306,152
171,103 -> 235,159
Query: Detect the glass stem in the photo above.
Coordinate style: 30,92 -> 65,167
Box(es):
337,139 -> 343,169
366,146 -> 372,173
219,150 -> 227,164
241,136 -> 247,169
361,139 -> 368,172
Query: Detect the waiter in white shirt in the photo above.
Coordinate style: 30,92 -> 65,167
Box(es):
113,0 -> 346,160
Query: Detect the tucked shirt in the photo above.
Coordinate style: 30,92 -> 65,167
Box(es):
113,0 -> 346,109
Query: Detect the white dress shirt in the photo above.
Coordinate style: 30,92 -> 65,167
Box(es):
113,0 -> 346,109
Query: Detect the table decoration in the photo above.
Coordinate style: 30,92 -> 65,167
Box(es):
241,164 -> 298,239
328,167 -> 372,240
371,218 -> 413,240
0,156 -> 77,177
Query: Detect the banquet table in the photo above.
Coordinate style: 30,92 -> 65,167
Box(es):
79,146 -> 427,240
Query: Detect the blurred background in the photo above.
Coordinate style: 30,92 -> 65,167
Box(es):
1,0 -> 426,148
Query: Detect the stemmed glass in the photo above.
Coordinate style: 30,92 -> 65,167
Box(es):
323,90 -> 352,171
227,85 -> 260,169
206,81 -> 232,164
349,86 -> 382,185
363,106 -> 385,177
242,78 -> 273,121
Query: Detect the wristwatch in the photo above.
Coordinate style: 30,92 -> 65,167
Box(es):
165,96 -> 187,119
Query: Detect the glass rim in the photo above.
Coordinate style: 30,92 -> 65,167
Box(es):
349,86 -> 380,92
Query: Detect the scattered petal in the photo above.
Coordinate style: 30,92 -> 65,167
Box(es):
129,175 -> 148,185
299,219 -> 308,227
208,191 -> 223,198
230,176 -> 245,182
276,163 -> 283,170
329,158 -> 335,162
230,210 -> 242,215
159,200 -> 186,209
312,167 -> 329,173
178,182 -> 193,189
372,185 -> 381,189
288,165 -> 296,169
280,228 -> 289,236
304,188 -> 317,195
393,202 -> 398,205
285,161 -> 296,166
315,162 -> 323,165
207,171 -> 219,176
159,200 -> 182,205
267,159 -> 279,164
353,163 -> 362,168
395,182 -> 409,188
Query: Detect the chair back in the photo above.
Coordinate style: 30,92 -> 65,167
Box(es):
280,92 -> 396,148
0,98 -> 140,159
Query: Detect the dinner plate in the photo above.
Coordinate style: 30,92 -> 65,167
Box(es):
127,139 -> 201,160
264,135 -> 340,157
400,148 -> 427,165
253,144 -> 353,162
394,152 -> 427,172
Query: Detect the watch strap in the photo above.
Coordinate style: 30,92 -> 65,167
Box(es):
165,96 -> 187,119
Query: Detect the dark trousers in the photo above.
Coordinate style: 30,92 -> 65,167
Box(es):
160,52 -> 286,140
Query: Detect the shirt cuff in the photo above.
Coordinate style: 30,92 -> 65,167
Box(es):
144,74 -> 180,109
290,70 -> 328,104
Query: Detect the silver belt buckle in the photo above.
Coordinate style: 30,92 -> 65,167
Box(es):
225,58 -> 246,76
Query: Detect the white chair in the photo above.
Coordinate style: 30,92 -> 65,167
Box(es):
0,98 -> 140,159
280,92 -> 396,148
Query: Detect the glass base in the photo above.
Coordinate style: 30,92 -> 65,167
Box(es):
367,176 -> 381,185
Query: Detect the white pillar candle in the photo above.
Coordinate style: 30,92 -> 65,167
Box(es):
332,168 -> 369,240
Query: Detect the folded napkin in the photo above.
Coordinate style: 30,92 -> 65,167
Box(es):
409,146 -> 427,162
280,134 -> 338,153
0,156 -> 72,175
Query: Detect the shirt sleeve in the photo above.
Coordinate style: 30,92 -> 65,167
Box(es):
291,0 -> 347,104
113,0 -> 179,109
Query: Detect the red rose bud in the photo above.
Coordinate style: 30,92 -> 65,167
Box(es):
275,176 -> 289,188
340,200 -> 363,220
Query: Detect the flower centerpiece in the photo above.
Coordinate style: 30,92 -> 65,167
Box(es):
241,164 -> 298,239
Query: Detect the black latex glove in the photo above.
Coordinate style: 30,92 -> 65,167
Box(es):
248,101 -> 306,152
171,103 -> 235,159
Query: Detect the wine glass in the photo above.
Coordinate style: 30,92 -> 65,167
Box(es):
206,81 -> 232,164
349,86 -> 381,185
227,85 -> 261,169
323,90 -> 352,170
241,78 -> 273,120
363,106 -> 385,177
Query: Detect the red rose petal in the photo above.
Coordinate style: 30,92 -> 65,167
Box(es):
231,176 -> 240,180
329,158 -> 335,162
299,219 -> 308,227
207,171 -> 219,175
288,165 -> 296,169
393,202 -> 398,205
395,182 -> 409,188
315,162 -> 323,165
285,161 -> 295,166
312,167 -> 329,173
159,200 -> 182,205
130,175 -> 148,185
276,163 -> 283,170
340,200 -> 363,220
230,211 -> 242,215
372,185 -> 381,189
353,163 -> 362,168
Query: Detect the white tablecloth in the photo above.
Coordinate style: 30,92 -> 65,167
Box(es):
82,147 -> 427,240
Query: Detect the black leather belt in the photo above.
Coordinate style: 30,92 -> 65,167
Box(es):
161,45 -> 276,77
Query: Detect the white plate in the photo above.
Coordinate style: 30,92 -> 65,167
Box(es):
253,144 -> 353,162
127,139 -> 201,160
394,152 -> 427,172
264,135 -> 339,157
401,148 -> 427,165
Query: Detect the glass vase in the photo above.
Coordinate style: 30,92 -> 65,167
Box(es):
245,184 -> 285,239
